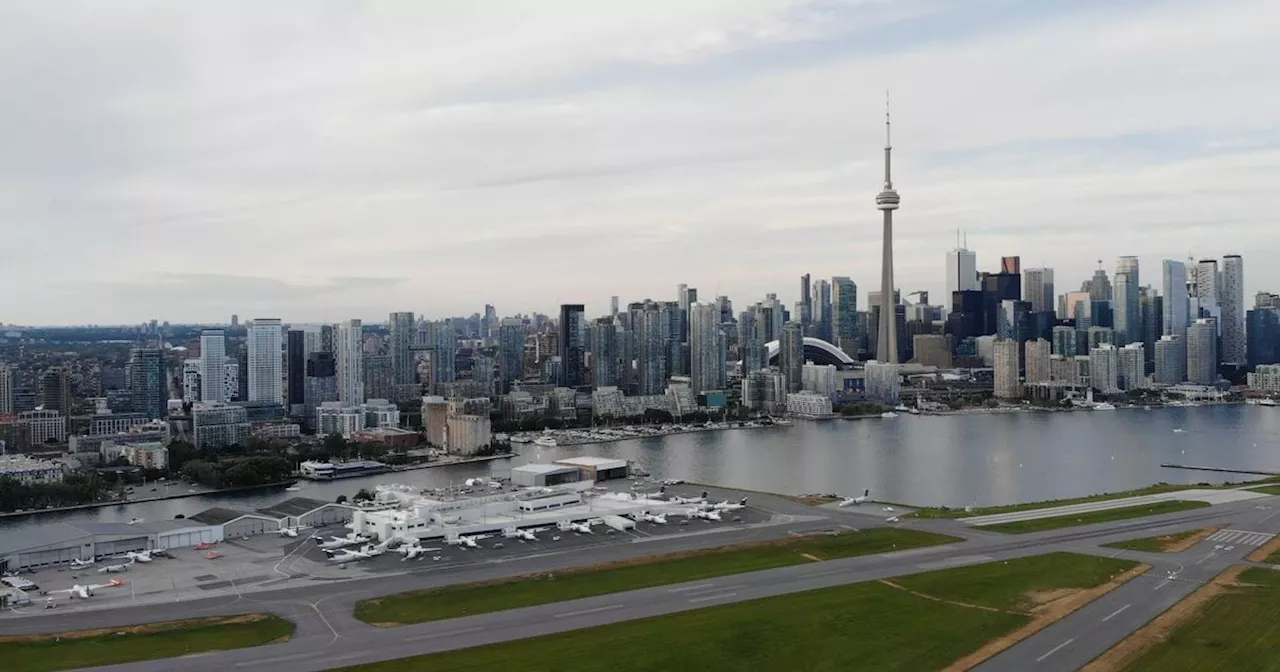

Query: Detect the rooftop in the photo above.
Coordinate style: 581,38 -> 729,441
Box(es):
0,522 -> 91,556
189,507 -> 252,525
511,463 -> 578,475
256,497 -> 334,518
553,456 -> 627,468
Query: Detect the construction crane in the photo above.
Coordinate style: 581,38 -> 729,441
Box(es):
906,291 -> 928,305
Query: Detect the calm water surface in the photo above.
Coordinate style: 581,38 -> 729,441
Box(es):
4,405 -> 1279,532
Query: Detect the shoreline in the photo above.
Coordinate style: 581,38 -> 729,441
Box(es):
0,480 -> 297,520
513,421 -> 786,448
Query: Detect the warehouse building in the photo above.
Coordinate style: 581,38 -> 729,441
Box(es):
510,463 -> 581,488
189,507 -> 281,538
553,456 -> 629,482
0,519 -> 221,571
256,497 -> 354,529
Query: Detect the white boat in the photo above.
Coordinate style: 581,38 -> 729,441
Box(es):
880,412 -> 899,418
894,405 -> 910,412
1259,398 -> 1277,407
1173,428 -> 1186,433
1092,402 -> 1116,411
533,437 -> 558,447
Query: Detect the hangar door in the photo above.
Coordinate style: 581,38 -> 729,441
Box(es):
225,518 -> 276,538
19,544 -> 88,569
156,528 -> 216,550
95,536 -> 149,557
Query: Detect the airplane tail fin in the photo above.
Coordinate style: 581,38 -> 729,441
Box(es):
864,488 -> 870,497
740,497 -> 748,506
701,490 -> 708,500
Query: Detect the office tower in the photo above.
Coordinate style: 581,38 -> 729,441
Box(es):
1119,343 -> 1146,390
557,304 -> 586,387
590,318 -> 620,389
286,329 -> 306,415
1024,338 -> 1051,384
1114,256 -> 1139,345
428,320 -> 456,392
128,348 -> 166,421
1052,326 -> 1077,357
875,101 -> 901,365
779,322 -> 805,392
246,318 -> 283,404
993,339 -> 1021,399
946,290 -> 985,346
998,299 -> 1031,341
38,366 -> 72,415
1088,326 -> 1115,350
982,271 -> 1021,337
813,279 -> 832,342
831,277 -> 858,350
610,296 -> 620,319
1163,264 -> 1191,331
739,310 -> 765,374
0,363 -> 11,414
1154,335 -> 1185,385
1085,267 -> 1113,301
759,294 -> 784,343
912,334 -> 952,368
1195,259 -> 1219,310
800,274 -> 812,330
1000,256 -> 1021,274
1022,267 -> 1054,314
1221,255 -> 1245,365
389,311 -> 416,390
199,330 -> 227,403
689,303 -> 726,395
1247,307 -> 1280,369
946,245 -> 979,301
336,319 -> 365,405
1186,319 -> 1218,385
1090,344 -> 1119,393
498,318 -> 525,387
1059,291 -> 1090,320
630,301 -> 666,395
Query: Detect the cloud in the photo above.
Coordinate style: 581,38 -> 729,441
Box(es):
0,0 -> 1278,324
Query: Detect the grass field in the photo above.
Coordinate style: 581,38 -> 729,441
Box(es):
981,500 -> 1210,534
354,527 -> 960,625
1122,567 -> 1280,671
1102,528 -> 1211,553
1250,484 -> 1280,496
0,614 -> 294,672
909,483 -> 1201,519
340,553 -> 1136,672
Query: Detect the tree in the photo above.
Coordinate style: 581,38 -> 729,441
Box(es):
353,488 -> 375,502
336,495 -> 348,504
322,433 -> 348,459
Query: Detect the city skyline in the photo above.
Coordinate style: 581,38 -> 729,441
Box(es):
3,1 -> 1279,324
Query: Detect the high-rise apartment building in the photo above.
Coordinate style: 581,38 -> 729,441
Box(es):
558,304 -> 585,387
1024,338 -> 1051,384
1090,344 -> 1119,393
428,320 -> 456,393
813,279 -> 832,342
498,318 -> 525,388
1221,255 -> 1245,365
389,311 -> 417,391
336,319 -> 365,405
1118,343 -> 1146,390
128,348 -> 166,421
1162,260 -> 1189,340
590,318 -> 620,389
689,303 -> 727,395
993,339 -> 1021,399
739,310 -> 765,375
1139,288 -> 1162,374
0,363 -> 12,414
246,318 -> 283,404
1154,335 -> 1185,385
1247,307 -> 1280,369
779,322 -> 805,393
631,300 -> 669,395
286,328 -> 305,415
39,366 -> 73,415
799,274 -> 812,329
1114,256 -> 1139,345
199,330 -> 227,403
1186,318 -> 1218,385
831,277 -> 858,352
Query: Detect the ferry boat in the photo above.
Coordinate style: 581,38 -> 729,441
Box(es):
1257,398 -> 1277,407
880,411 -> 899,418
1092,402 -> 1117,411
533,437 -> 558,447
299,459 -> 392,480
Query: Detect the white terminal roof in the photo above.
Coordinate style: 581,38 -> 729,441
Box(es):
553,456 -> 627,469
511,463 -> 578,475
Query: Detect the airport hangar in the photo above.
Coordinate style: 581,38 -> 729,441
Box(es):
0,498 -> 353,571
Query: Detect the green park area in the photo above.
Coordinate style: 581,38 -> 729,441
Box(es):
981,500 -> 1210,534
355,527 -> 959,625
1,614 -> 294,672
343,553 -> 1137,672
1123,567 -> 1280,671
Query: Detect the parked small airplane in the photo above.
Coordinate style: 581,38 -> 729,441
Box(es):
566,521 -> 594,534
668,491 -> 708,505
839,489 -> 871,507
691,509 -> 722,522
316,535 -> 368,551
194,541 -> 217,550
639,511 -> 667,524
98,561 -> 132,573
328,543 -> 386,564
49,579 -> 124,599
112,551 -> 152,563
69,558 -> 95,569
711,497 -> 749,512
206,551 -> 221,560
396,543 -> 442,561
277,527 -> 299,538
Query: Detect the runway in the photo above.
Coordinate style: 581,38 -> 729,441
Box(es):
7,488 -> 1277,672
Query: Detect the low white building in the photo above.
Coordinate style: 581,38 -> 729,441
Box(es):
119,442 -> 168,470
362,399 -> 400,429
786,391 -> 834,418
0,455 -> 63,483
1248,364 -> 1280,393
316,402 -> 363,437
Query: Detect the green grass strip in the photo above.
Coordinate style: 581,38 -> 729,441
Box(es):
0,614 -> 295,672
1102,528 -> 1211,553
355,527 -> 959,625
981,500 -> 1210,534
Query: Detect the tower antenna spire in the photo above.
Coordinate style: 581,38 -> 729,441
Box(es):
883,90 -> 893,189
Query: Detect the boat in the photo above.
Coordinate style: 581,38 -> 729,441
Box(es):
1259,398 -> 1277,407
880,412 -> 899,418
1092,402 -> 1117,411
533,437 -> 558,447
1173,428 -> 1185,433
285,486 -> 301,492
894,405 -> 910,412
299,459 -> 392,481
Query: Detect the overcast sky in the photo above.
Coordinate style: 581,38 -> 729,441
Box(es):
3,0 -> 1278,326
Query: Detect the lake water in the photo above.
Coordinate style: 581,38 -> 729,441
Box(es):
4,405 -> 1279,532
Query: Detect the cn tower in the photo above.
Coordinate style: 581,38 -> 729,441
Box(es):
875,94 -> 900,364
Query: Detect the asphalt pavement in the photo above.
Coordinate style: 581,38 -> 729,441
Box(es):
6,487 -> 1278,672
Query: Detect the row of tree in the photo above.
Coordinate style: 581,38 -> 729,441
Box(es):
179,456 -> 293,489
0,472 -> 107,512
491,408 -> 727,433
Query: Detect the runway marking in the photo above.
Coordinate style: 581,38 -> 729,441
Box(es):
1194,551 -> 1216,565
1207,529 -> 1275,547
406,626 -> 484,641
1101,603 -> 1131,622
685,583 -> 744,595
235,651 -> 325,667
1259,510 -> 1279,525
1154,579 -> 1171,591
1036,638 -> 1074,663
667,583 -> 716,593
689,592 -> 737,604
554,604 -> 625,619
